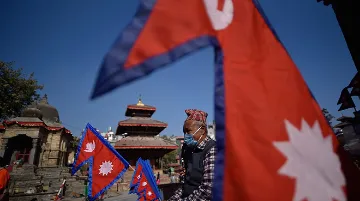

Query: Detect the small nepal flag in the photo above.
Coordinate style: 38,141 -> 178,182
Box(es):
137,175 -> 159,201
92,0 -> 360,200
129,158 -> 144,194
130,158 -> 161,201
72,123 -> 129,201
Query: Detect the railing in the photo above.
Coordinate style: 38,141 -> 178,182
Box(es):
158,183 -> 181,200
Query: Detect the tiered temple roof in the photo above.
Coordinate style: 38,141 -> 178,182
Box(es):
118,117 -> 167,128
115,136 -> 178,149
116,98 -> 168,135
333,116 -> 355,129
114,97 -> 177,150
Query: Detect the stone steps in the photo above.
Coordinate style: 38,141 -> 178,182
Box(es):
9,166 -> 171,200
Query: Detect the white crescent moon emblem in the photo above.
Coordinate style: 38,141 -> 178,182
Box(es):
203,0 -> 234,30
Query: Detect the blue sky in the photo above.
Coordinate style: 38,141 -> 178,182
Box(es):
0,0 -> 357,136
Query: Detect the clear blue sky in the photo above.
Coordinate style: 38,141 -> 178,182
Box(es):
1,0 -> 357,136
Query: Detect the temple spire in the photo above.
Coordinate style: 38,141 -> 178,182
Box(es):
40,94 -> 48,104
137,94 -> 144,106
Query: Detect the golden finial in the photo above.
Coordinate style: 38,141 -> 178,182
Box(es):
40,94 -> 48,104
137,94 -> 144,106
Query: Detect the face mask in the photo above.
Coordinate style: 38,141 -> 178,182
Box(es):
184,126 -> 203,148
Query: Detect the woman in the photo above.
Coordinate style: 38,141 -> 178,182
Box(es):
0,157 -> 10,201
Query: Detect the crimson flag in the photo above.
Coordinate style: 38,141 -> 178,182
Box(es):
129,159 -> 144,194
129,158 -> 161,201
92,0 -> 360,200
337,88 -> 355,111
350,87 -> 360,97
72,123 -> 129,201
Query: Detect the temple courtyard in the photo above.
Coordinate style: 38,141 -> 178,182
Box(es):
0,96 -> 179,200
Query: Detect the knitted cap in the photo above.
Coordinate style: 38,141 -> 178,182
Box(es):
185,109 -> 208,124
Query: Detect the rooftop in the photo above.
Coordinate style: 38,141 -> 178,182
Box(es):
3,117 -> 71,134
176,136 -> 184,140
333,121 -> 352,129
317,0 -> 332,6
336,116 -> 354,122
114,136 -> 178,149
1,95 -> 71,134
125,97 -> 156,117
22,94 -> 61,123
118,117 -> 167,127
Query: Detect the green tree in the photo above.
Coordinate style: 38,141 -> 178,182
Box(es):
70,136 -> 80,149
0,61 -> 43,120
160,135 -> 179,167
162,150 -> 177,166
322,108 -> 335,126
160,135 -> 172,143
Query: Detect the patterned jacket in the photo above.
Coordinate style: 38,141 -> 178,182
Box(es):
168,136 -> 216,201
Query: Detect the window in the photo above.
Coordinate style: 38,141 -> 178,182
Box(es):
16,148 -> 30,163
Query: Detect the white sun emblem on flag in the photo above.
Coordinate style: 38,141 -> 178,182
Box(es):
142,181 -> 147,186
99,161 -> 114,176
147,191 -> 152,196
273,119 -> 345,201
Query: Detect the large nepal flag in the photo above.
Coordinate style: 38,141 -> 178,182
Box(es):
72,123 -> 129,201
91,0 -> 360,200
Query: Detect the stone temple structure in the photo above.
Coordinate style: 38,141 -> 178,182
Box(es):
0,94 -> 73,167
114,98 -> 178,169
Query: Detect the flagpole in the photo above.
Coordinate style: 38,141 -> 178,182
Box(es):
129,165 -> 135,171
351,95 -> 357,112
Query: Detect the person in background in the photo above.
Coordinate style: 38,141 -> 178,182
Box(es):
170,174 -> 176,184
170,167 -> 174,176
156,172 -> 160,185
168,109 -> 216,201
84,167 -> 89,201
179,170 -> 185,184
0,157 -> 10,201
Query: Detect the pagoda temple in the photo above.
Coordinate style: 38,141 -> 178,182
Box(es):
114,98 -> 178,169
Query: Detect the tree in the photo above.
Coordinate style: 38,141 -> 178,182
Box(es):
160,135 -> 169,140
0,61 -> 43,120
70,136 -> 80,150
322,108 -> 335,126
160,135 -> 173,143
162,150 -> 177,166
160,135 -> 179,166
